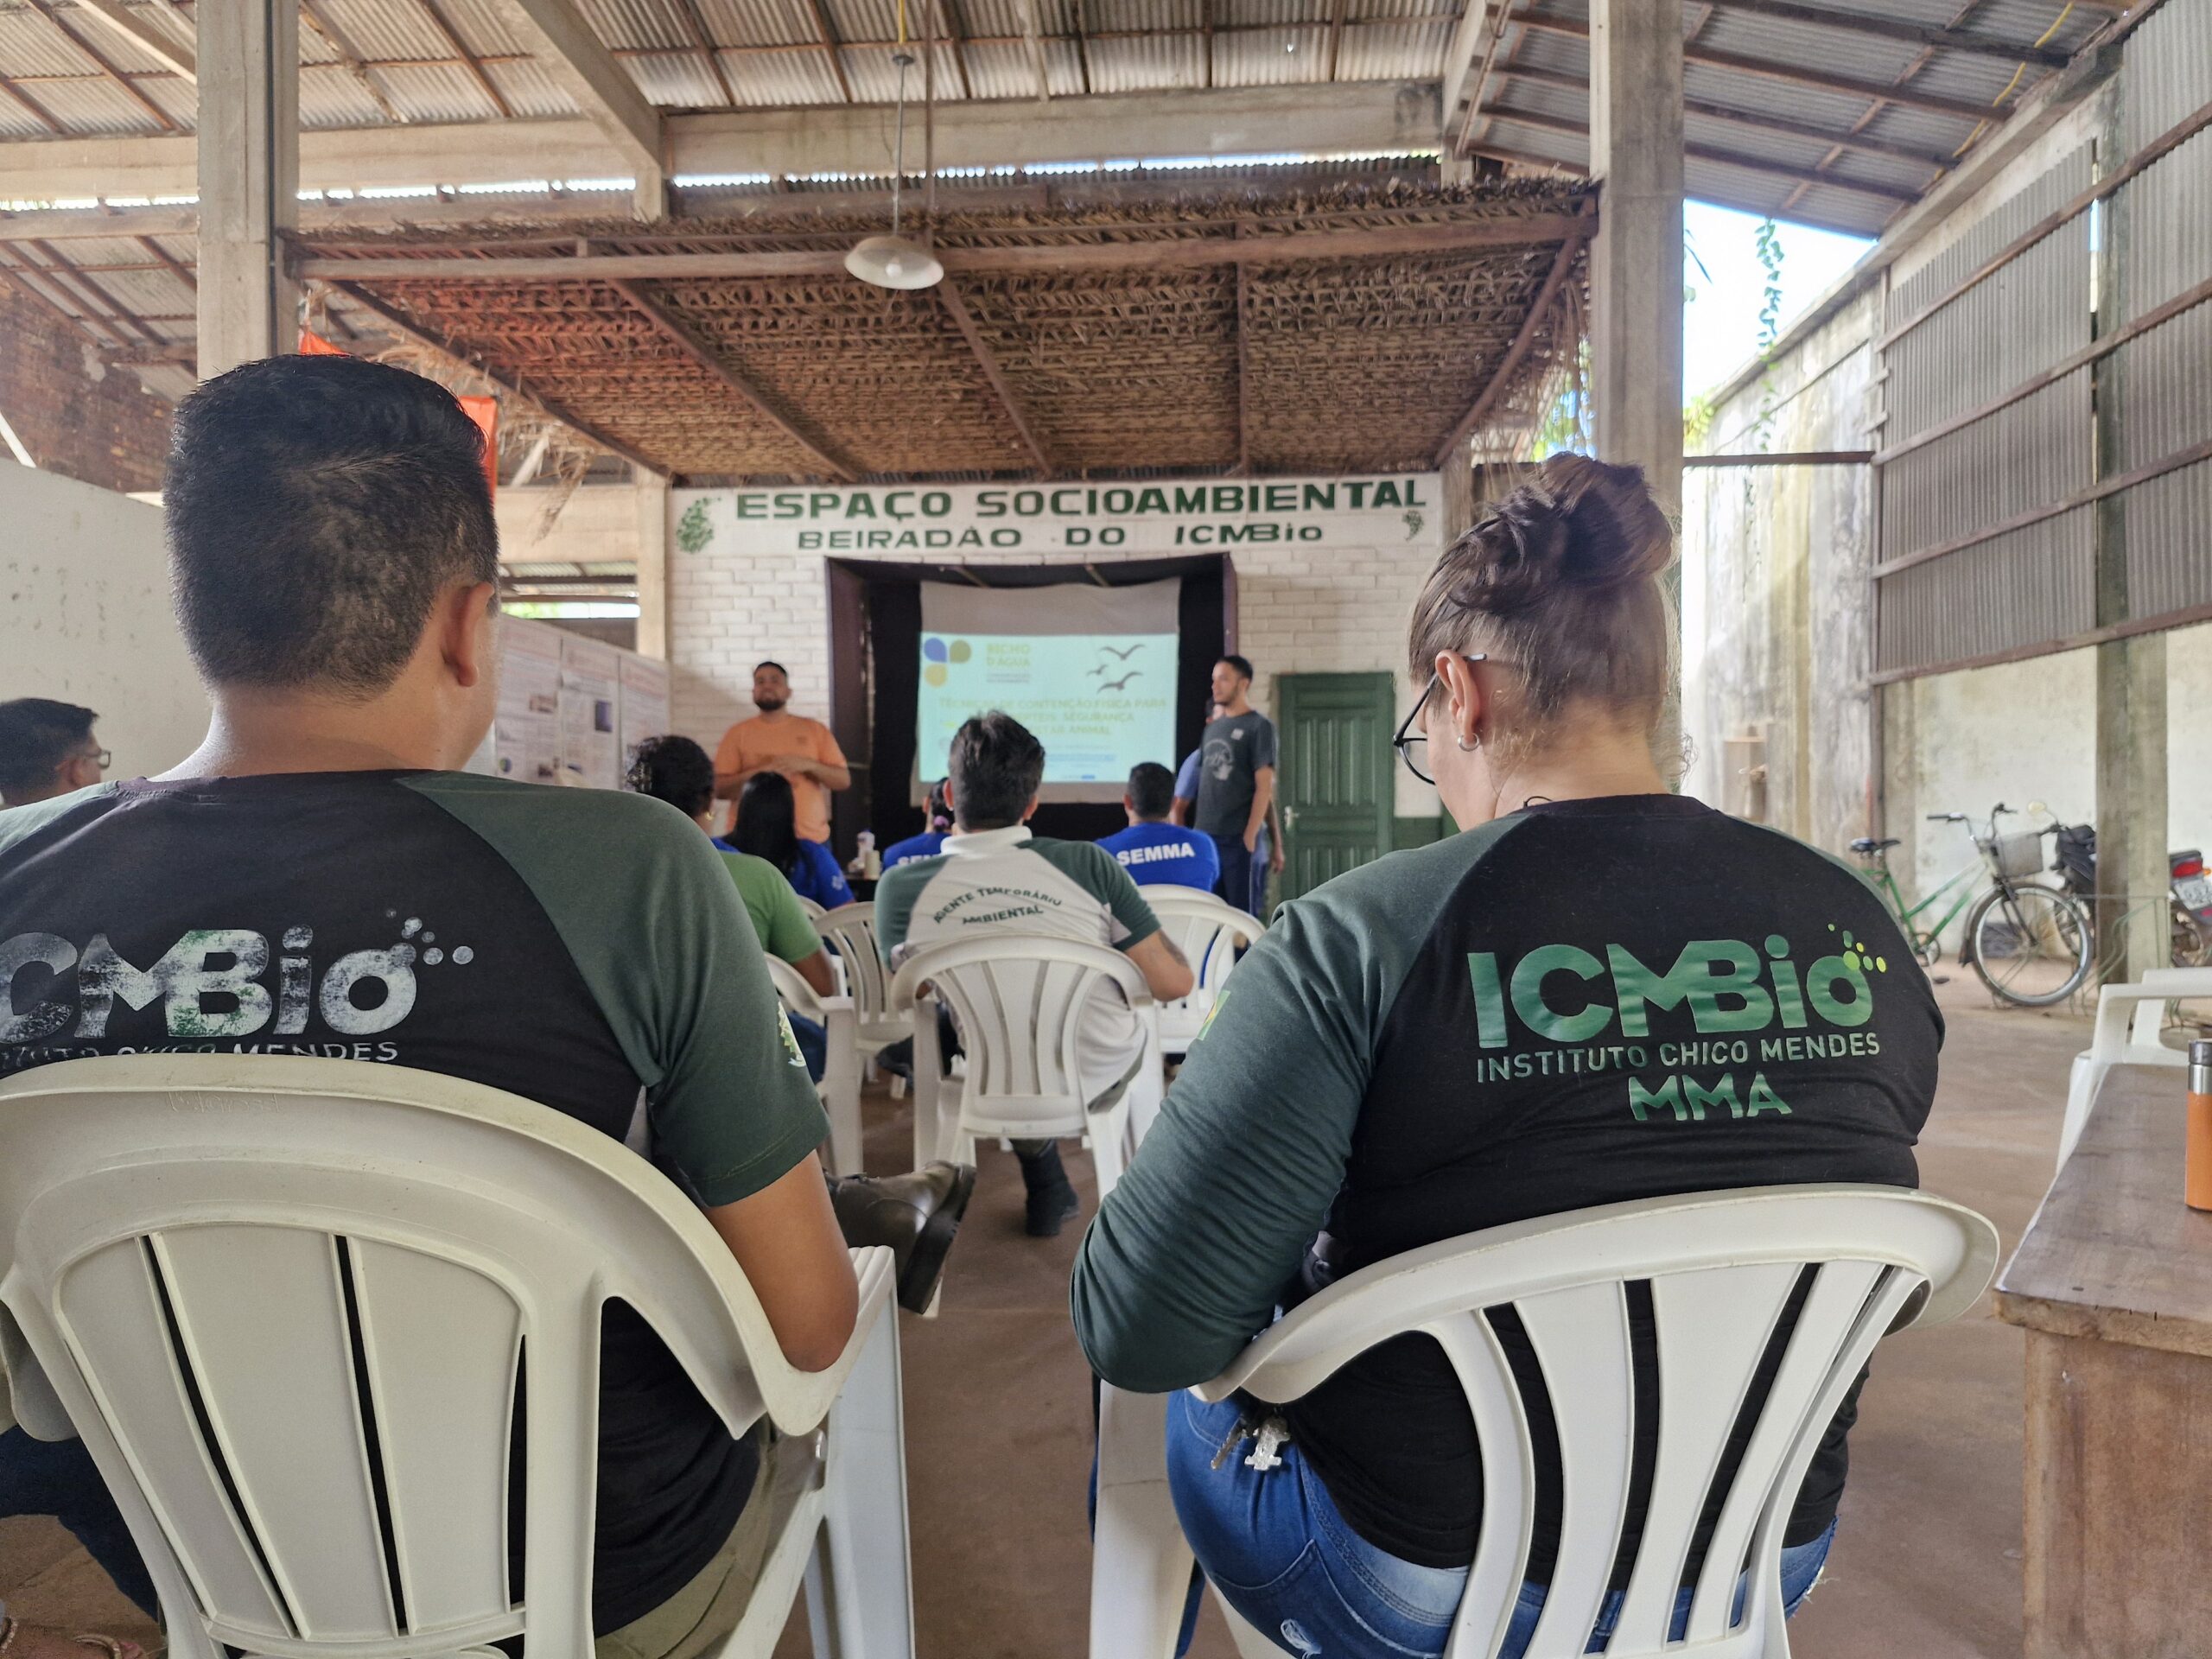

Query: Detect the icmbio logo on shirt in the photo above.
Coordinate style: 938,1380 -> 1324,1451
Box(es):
1465,927 -> 1893,1125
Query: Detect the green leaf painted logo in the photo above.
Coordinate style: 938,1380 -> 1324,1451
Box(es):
677,498 -> 716,555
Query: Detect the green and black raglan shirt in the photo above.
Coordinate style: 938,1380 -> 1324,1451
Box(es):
0,772 -> 829,1633
874,823 -> 1162,1094
1074,794 -> 1939,1573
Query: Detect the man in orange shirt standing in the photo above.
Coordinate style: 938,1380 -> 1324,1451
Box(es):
715,660 -> 851,844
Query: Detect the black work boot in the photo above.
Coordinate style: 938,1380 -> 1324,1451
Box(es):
830,1161 -> 976,1313
1018,1142 -> 1082,1238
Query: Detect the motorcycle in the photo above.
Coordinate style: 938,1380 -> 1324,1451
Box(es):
2050,823 -> 2212,968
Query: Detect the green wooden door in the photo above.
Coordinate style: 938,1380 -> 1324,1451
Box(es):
1274,671 -> 1395,901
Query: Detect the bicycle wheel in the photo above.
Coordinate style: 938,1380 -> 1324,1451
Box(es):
1966,884 -> 2093,1007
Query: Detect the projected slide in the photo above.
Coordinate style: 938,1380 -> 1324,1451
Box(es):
916,579 -> 1180,789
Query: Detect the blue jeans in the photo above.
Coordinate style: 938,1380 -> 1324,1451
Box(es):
0,1426 -> 158,1617
788,1013 -> 827,1084
1167,1393 -> 1834,1658
1211,836 -> 1262,917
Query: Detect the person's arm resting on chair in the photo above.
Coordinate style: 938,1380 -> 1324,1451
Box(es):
1072,899 -> 1368,1390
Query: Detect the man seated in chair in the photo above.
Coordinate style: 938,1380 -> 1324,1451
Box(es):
0,355 -> 967,1659
875,713 -> 1194,1236
1071,457 -> 1941,1659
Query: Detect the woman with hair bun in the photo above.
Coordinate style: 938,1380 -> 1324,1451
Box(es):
1074,456 -> 1939,1657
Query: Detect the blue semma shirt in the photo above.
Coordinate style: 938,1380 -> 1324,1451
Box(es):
1096,820 -> 1222,892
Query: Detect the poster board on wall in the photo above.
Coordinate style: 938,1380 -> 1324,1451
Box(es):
492,616 -> 664,789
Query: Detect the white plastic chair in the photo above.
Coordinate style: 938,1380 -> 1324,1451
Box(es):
2060,966 -> 2212,1168
887,936 -> 1162,1195
797,896 -> 830,922
1092,1185 -> 1998,1659
817,903 -> 913,1096
766,956 -> 865,1176
1142,888 -> 1265,1055
0,1053 -> 913,1659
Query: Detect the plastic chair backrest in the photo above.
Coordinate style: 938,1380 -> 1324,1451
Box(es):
766,954 -> 826,1020
796,896 -> 829,922
888,935 -> 1151,1138
2060,966 -> 2212,1166
817,903 -> 907,1042
0,1054 -> 880,1659
1198,1185 -> 1999,1659
1141,890 -> 1263,1047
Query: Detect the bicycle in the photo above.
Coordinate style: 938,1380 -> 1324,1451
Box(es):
1852,804 -> 2094,1008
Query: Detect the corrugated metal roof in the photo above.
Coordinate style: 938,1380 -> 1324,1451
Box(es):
0,0 -> 2124,239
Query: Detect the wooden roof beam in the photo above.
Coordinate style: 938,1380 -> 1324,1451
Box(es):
1509,11 -> 2014,124
0,73 -> 66,133
609,278 -> 856,480
1020,0 -> 1052,99
324,278 -> 670,476
1433,211 -> 1587,464
298,0 -> 408,124
296,212 -> 1592,281
486,0 -> 666,216
414,0 -> 513,118
1485,60 -> 1960,168
1703,0 -> 2070,67
67,0 -> 197,82
18,0 -> 178,130
937,279 -> 1051,475
667,0 -> 737,107
1486,103 -> 1922,201
804,0 -> 857,104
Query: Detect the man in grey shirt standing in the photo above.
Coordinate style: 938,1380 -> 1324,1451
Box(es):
1192,654 -> 1278,917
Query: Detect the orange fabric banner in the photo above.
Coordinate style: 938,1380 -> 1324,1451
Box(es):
457,394 -> 499,499
297,330 -> 348,357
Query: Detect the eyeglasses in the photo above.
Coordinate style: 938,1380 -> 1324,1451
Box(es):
80,747 -> 112,772
1391,656 -> 1494,785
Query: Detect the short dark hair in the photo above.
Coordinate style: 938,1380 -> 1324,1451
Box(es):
1127,761 -> 1175,819
754,660 -> 788,677
949,711 -> 1046,830
165,355 -> 499,696
1218,653 -> 1255,683
626,734 -> 715,818
0,698 -> 97,796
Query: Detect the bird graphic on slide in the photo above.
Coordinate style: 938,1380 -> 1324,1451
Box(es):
1099,671 -> 1141,693
1102,643 -> 1146,661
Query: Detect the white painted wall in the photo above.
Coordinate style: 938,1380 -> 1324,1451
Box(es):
494,480 -> 643,566
665,483 -> 1446,820
1881,627 -> 2211,944
0,461 -> 208,782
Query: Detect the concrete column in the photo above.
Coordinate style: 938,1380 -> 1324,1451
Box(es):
196,0 -> 298,376
1588,0 -> 1683,776
634,473 -> 670,660
1587,0 -> 1684,520
2091,96 -> 2168,984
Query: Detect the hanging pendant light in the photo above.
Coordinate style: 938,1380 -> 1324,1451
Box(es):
846,0 -> 942,290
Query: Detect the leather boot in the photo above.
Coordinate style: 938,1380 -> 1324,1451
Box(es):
830,1161 -> 976,1313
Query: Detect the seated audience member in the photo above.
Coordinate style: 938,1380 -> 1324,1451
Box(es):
1072,455 -> 1938,1659
627,733 -> 837,1077
876,713 -> 1194,1236
734,771 -> 854,911
0,354 -> 969,1659
0,699 -> 107,808
882,779 -> 952,869
1097,762 -> 1220,892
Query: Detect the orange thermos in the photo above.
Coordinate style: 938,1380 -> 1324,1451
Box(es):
2190,1040 -> 2212,1212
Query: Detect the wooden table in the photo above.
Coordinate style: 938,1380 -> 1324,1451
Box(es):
1996,1063 -> 2212,1659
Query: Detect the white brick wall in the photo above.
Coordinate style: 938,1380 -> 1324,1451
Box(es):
668,487 -> 1445,818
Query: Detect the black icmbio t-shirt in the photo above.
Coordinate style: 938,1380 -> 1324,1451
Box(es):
1077,796 -> 1940,1571
0,772 -> 830,1632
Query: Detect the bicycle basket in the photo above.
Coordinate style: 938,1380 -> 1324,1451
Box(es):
1993,830 -> 2045,880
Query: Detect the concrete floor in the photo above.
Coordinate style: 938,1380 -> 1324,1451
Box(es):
1,975 -> 2105,1658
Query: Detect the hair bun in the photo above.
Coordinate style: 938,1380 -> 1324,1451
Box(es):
1455,454 -> 1672,617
